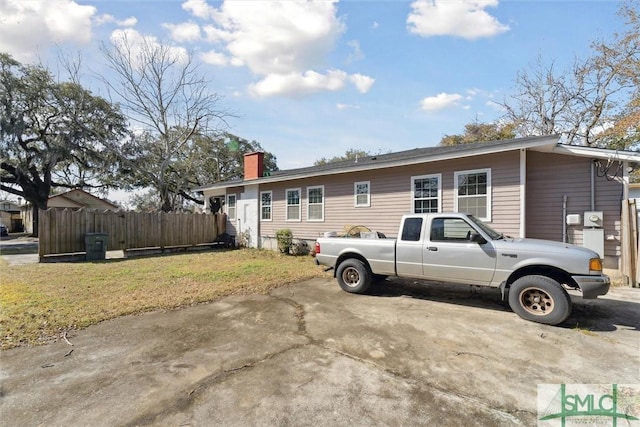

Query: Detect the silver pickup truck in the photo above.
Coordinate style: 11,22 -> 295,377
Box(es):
314,212 -> 610,325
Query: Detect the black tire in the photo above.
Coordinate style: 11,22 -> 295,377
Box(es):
508,275 -> 572,325
336,259 -> 372,294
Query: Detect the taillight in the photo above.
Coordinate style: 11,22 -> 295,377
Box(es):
314,242 -> 320,254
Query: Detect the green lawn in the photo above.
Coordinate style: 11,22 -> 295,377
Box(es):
0,249 -> 328,349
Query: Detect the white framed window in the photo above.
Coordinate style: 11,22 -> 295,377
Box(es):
307,185 -> 324,221
454,168 -> 491,221
354,181 -> 370,207
286,188 -> 301,221
411,174 -> 441,214
260,191 -> 272,221
226,194 -> 237,220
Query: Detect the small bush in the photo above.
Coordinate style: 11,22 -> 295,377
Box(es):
275,229 -> 293,254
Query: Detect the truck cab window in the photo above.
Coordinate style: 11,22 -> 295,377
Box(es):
401,218 -> 423,241
431,218 -> 475,242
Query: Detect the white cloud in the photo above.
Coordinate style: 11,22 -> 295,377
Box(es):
95,14 -> 137,27
371,21 -> 379,30
249,69 -> 348,98
182,0 -> 373,97
182,0 -> 218,20
349,74 -> 375,94
163,21 -> 202,42
0,0 -> 97,62
211,0 -> 345,75
109,28 -> 189,68
337,103 -> 360,110
407,0 -> 509,40
347,40 -> 364,63
200,49 -> 229,66
420,93 -> 464,112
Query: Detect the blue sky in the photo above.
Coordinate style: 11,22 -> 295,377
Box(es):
1,0 -> 622,171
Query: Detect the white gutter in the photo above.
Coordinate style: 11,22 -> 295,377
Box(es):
551,145 -> 640,162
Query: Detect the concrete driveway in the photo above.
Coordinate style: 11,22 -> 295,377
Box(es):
1,278 -> 638,426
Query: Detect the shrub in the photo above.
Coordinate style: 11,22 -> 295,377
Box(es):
275,229 -> 293,254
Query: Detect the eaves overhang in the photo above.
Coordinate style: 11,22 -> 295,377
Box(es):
549,144 -> 640,163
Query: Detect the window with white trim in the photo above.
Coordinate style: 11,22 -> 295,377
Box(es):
260,191 -> 272,221
412,174 -> 441,213
307,185 -> 324,221
286,188 -> 301,221
226,194 -> 236,220
454,168 -> 491,221
354,181 -> 370,207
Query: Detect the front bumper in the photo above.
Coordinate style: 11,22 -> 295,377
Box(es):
572,274 -> 611,299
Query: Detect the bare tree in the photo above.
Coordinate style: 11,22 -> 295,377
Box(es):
100,33 -> 231,211
501,1 -> 639,149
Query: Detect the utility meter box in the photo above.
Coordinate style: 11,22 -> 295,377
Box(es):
583,211 -> 603,228
566,214 -> 581,225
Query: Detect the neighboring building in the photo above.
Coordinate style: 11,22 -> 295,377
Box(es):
22,189 -> 120,234
194,135 -> 640,273
47,189 -> 120,210
0,200 -> 24,233
629,183 -> 640,200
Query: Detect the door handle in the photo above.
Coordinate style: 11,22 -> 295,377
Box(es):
427,247 -> 438,251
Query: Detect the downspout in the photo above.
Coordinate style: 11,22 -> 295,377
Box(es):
520,149 -> 527,238
591,160 -> 596,211
562,195 -> 568,243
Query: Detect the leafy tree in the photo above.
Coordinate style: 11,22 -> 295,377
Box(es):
0,54 -> 128,235
501,1 -> 639,149
187,132 -> 278,186
100,34 -> 230,212
119,131 -> 278,209
440,121 -> 516,146
315,148 -> 378,165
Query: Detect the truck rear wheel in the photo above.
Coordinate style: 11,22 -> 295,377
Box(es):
508,275 -> 572,325
336,259 -> 372,294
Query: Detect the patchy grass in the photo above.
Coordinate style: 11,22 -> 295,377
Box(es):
0,249 -> 328,349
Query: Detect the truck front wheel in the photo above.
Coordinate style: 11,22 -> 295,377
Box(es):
336,259 -> 372,294
508,275 -> 572,325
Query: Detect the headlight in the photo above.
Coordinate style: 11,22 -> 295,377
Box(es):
589,258 -> 603,272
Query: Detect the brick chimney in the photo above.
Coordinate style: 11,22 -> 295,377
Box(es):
243,151 -> 265,180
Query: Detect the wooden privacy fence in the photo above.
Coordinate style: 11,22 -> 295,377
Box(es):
39,208 -> 227,261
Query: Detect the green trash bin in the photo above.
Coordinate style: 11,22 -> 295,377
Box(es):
85,233 -> 108,261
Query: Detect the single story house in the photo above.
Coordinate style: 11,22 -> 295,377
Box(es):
194,135 -> 640,276
21,189 -> 120,234
0,200 -> 24,232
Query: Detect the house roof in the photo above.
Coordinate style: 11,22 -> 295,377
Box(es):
193,135 -> 640,192
48,189 -> 119,210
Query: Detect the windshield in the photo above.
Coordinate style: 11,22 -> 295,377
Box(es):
467,215 -> 503,240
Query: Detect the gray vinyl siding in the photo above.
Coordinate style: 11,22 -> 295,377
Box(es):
259,151 -> 522,243
526,152 -> 623,267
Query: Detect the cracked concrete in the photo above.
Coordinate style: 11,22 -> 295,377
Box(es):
1,278 -> 639,426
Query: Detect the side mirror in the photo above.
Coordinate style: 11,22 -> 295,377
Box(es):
470,232 -> 487,244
